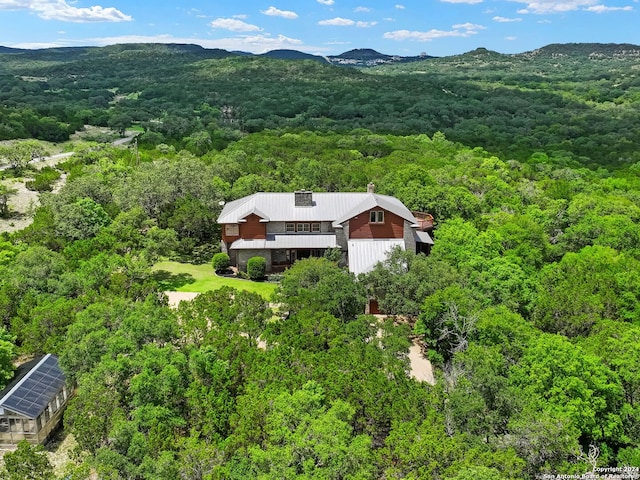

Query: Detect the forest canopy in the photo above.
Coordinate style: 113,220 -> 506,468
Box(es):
1,43 -> 640,479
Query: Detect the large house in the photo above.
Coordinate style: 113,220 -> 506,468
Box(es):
217,185 -> 433,275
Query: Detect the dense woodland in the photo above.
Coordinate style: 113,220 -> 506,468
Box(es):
0,43 -> 640,479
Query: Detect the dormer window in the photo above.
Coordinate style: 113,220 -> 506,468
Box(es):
369,210 -> 384,224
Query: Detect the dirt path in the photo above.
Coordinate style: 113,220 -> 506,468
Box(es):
0,132 -> 135,234
165,291 -> 200,308
408,341 -> 435,385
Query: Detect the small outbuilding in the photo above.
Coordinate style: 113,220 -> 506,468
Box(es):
0,354 -> 70,446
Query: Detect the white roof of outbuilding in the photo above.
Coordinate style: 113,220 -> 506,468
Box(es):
347,239 -> 405,275
218,192 -> 418,226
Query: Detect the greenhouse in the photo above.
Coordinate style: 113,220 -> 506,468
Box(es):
0,354 -> 70,446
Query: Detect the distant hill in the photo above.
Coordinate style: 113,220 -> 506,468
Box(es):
0,46 -> 25,54
260,49 -> 326,62
327,48 -> 434,67
522,42 -> 640,58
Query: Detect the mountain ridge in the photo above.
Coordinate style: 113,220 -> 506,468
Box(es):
1,42 -> 639,67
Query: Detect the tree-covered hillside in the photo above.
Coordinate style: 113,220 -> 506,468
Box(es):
1,42 -> 639,167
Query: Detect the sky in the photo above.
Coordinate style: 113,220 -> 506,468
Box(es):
0,0 -> 638,57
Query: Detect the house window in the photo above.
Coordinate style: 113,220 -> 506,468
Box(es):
369,210 -> 384,223
297,223 -> 310,233
285,223 -> 295,233
225,224 -> 239,236
311,223 -> 321,233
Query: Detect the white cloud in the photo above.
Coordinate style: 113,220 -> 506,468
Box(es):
585,4 -> 633,11
318,17 -> 355,25
493,15 -> 523,21
356,21 -> 378,27
210,18 -> 262,32
512,0 -> 599,14
0,0 -> 132,22
505,36 -> 517,40
233,14 -> 248,19
395,4 -> 406,8
452,22 -> 487,31
384,23 -> 485,41
354,6 -> 371,12
261,6 -> 298,19
317,0 -> 335,4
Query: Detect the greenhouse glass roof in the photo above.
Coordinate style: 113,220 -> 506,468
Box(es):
0,354 -> 66,418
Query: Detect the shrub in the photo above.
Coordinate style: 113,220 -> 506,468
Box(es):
247,256 -> 266,281
212,252 -> 230,273
25,166 -> 61,192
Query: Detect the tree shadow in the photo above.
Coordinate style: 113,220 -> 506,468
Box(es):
152,270 -> 195,290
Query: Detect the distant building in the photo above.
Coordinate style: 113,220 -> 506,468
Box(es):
218,186 -> 433,274
0,354 -> 70,446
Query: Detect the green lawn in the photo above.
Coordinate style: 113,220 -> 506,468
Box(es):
151,261 -> 278,299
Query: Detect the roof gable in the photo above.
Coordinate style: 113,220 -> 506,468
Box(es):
331,193 -> 417,227
218,192 -> 417,226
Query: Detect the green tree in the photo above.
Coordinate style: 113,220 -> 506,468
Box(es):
275,257 -> 365,321
2,440 -> 54,480
55,197 -> 111,241
364,247 -> 459,317
108,113 -> 133,137
0,140 -> 45,172
509,333 -> 624,445
0,184 -> 17,218
0,327 -> 16,388
533,246 -> 640,336
247,382 -> 374,479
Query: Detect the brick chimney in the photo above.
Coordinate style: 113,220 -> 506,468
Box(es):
367,182 -> 375,193
294,190 -> 313,207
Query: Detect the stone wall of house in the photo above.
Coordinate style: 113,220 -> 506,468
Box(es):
403,221 -> 417,254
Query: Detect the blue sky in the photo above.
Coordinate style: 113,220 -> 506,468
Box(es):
0,0 -> 637,56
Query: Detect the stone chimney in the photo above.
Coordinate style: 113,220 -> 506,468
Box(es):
367,182 -> 375,193
294,190 -> 313,207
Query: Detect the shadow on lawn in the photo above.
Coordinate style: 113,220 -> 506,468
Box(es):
152,270 -> 195,290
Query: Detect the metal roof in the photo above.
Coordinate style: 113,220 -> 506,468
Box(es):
0,354 -> 66,419
414,230 -> 434,245
230,234 -> 338,250
218,192 -> 417,226
347,239 -> 405,275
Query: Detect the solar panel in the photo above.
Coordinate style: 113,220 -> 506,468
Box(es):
0,355 -> 66,419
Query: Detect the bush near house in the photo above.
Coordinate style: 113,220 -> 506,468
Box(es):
247,256 -> 266,281
212,252 -> 230,273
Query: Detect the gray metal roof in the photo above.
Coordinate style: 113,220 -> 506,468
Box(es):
347,239 -> 405,275
230,234 -> 338,250
218,192 -> 417,226
0,354 -> 65,419
414,230 -> 434,245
